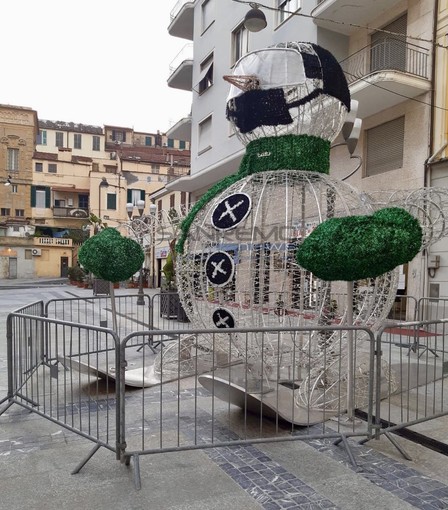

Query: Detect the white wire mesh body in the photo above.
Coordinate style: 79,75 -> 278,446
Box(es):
176,170 -> 398,390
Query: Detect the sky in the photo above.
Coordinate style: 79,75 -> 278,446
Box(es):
1,0 -> 192,133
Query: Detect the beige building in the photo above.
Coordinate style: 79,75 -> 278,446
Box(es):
0,104 -> 191,280
149,186 -> 190,287
0,104 -> 40,279
426,0 -> 448,298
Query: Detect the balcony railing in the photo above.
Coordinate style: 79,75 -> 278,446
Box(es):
170,0 -> 193,21
53,207 -> 89,218
340,39 -> 429,85
169,43 -> 193,74
34,237 -> 73,247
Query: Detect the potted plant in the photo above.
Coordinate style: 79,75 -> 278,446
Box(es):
78,228 -> 144,331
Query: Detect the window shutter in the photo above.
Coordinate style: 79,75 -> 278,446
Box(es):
127,189 -> 132,203
31,186 -> 36,207
123,132 -> 126,142
366,116 -> 405,176
107,194 -> 117,210
45,187 -> 51,208
140,190 -> 145,201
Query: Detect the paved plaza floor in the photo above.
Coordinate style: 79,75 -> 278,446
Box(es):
0,279 -> 448,510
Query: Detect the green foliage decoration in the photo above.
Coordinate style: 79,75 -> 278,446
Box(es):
296,207 -> 423,281
78,228 -> 144,283
176,134 -> 330,254
162,252 -> 175,287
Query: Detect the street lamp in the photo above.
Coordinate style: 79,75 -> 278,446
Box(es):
244,3 -> 267,32
123,201 -> 160,302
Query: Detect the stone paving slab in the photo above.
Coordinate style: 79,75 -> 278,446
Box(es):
1,283 -> 448,509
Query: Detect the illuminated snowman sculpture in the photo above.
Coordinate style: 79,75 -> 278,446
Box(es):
173,42 -> 423,414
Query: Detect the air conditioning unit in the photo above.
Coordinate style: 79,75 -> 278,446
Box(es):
69,209 -> 88,218
32,248 -> 42,256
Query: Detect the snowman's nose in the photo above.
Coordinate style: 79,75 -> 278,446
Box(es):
223,74 -> 260,91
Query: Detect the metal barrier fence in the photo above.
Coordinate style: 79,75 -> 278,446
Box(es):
1,311 -> 121,464
117,325 -> 377,488
2,293 -> 448,489
370,319 -> 448,458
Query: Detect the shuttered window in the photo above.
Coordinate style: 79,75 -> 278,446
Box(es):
107,193 -> 117,210
198,115 -> 212,154
127,189 -> 145,205
371,14 -> 407,73
31,185 -> 51,208
365,116 -> 405,176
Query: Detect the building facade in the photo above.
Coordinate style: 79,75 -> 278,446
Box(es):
0,106 -> 190,279
166,0 -> 438,302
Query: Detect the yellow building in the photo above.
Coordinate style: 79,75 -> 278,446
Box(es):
0,104 -> 191,280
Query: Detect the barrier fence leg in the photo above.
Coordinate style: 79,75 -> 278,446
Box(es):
384,432 -> 413,461
132,454 -> 142,491
71,444 -> 102,474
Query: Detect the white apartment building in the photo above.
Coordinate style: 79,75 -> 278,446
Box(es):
166,0 -> 438,302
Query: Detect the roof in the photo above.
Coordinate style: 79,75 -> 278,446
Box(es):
120,147 -> 190,166
39,119 -> 103,135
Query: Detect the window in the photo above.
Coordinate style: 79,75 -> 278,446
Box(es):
11,184 -> 18,193
167,138 -> 174,148
15,209 -> 24,217
365,117 -> 405,176
37,130 -> 47,145
111,130 -> 126,142
0,208 -> 10,216
79,195 -> 89,208
198,54 -> 214,94
55,132 -> 64,147
145,136 -> 152,146
31,185 -> 51,208
201,0 -> 214,32
127,189 -> 145,206
181,191 -> 187,208
35,162 -> 43,172
152,164 -> 160,173
179,140 -> 186,149
7,148 -> 19,172
48,163 -> 57,173
198,115 -> 212,154
278,0 -> 300,24
107,193 -> 117,210
36,190 -> 46,207
74,134 -> 82,149
170,194 -> 175,209
92,135 -> 100,151
232,23 -> 248,64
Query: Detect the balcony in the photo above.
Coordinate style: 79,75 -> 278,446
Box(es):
53,206 -> 89,219
340,40 -> 431,118
166,115 -> 192,142
312,0 -> 403,35
168,0 -> 194,40
34,237 -> 73,247
167,43 -> 193,91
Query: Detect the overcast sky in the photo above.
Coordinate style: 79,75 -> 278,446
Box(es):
2,0 -> 192,133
